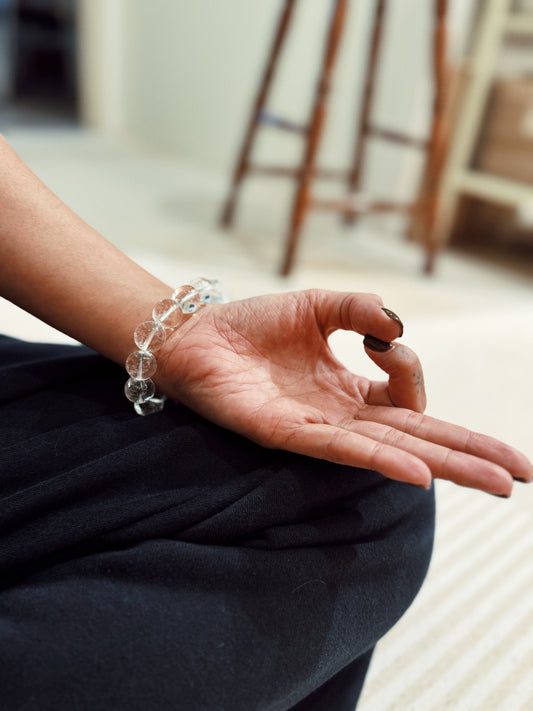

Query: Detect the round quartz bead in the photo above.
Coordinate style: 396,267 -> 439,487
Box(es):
125,350 -> 157,379
199,286 -> 224,304
172,285 -> 194,302
124,377 -> 155,403
180,290 -> 202,313
134,321 -> 166,352
190,277 -> 212,292
152,299 -> 184,329
134,396 -> 166,416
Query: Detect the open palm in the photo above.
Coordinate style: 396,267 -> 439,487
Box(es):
157,290 -> 531,496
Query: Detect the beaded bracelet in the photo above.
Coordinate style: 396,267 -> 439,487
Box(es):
124,277 -> 224,416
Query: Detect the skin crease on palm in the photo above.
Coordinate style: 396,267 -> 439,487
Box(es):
155,289 -> 533,498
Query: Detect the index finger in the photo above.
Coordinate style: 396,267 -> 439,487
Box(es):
310,291 -> 404,342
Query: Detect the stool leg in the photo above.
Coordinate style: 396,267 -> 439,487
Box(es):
220,0 -> 297,229
420,0 -> 448,274
280,0 -> 348,276
343,0 -> 386,227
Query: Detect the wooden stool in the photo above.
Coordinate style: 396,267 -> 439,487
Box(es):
220,0 -> 449,276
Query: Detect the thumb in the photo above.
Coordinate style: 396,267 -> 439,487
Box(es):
363,336 -> 427,413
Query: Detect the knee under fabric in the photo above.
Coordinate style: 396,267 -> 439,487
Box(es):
0,337 -> 435,711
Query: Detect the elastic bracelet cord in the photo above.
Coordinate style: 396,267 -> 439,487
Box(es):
124,277 -> 224,416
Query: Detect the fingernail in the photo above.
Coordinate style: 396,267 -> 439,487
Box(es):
382,308 -> 404,337
364,334 -> 393,352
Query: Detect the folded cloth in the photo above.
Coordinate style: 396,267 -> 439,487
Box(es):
0,336 -> 435,711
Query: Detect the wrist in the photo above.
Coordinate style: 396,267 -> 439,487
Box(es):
123,278 -> 224,415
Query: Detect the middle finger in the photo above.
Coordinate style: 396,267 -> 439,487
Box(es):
345,418 -> 514,496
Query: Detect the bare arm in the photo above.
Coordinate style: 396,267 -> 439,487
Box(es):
1,134 -> 531,495
0,134 -> 170,366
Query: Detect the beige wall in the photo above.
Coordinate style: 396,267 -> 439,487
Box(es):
79,0 -> 475,198
78,0 -> 126,133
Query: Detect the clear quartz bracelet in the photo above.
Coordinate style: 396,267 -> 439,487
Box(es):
124,277 -> 224,416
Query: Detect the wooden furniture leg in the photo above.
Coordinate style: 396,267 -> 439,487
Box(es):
424,0 -> 515,270
280,0 -> 348,276
344,0 -> 386,226
219,0 -> 297,228
220,0 -> 450,275
421,0 -> 449,273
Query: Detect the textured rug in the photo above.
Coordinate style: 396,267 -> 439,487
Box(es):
358,479 -> 533,711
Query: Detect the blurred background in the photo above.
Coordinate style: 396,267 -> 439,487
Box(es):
1,0 -> 533,275
0,2 -> 532,710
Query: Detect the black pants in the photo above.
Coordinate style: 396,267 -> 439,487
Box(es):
0,336 -> 435,711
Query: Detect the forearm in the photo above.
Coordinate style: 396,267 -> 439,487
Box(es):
0,134 -> 171,366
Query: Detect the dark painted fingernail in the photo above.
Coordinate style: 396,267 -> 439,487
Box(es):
382,308 -> 404,337
363,334 -> 393,352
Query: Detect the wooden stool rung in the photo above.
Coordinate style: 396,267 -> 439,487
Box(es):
249,164 -> 349,181
256,110 -> 307,134
365,125 -> 429,150
249,165 -> 301,178
313,196 -> 415,216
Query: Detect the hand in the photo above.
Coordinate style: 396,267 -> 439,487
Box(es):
157,290 -> 532,496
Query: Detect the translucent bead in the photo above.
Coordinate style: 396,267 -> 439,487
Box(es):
134,396 -> 166,416
190,277 -> 221,304
199,286 -> 224,304
190,277 -> 213,292
152,299 -> 184,329
134,321 -> 166,352
172,285 -> 194,302
180,290 -> 202,313
124,377 -> 155,403
125,350 -> 157,379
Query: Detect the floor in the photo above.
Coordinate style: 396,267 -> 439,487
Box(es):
1,124 -> 532,710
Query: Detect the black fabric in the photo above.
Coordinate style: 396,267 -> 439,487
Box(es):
0,336 -> 435,710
